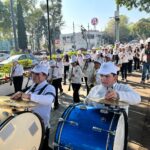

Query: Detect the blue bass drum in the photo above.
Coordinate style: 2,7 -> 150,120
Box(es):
54,103 -> 128,150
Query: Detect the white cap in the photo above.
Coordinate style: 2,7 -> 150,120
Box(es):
98,62 -> 117,75
49,60 -> 56,66
32,64 -> 49,75
105,53 -> 112,59
83,54 -> 91,60
94,59 -> 102,64
70,55 -> 77,63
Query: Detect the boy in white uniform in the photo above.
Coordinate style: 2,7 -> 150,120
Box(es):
87,62 -> 141,114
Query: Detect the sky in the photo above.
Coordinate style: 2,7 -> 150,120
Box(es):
61,0 -> 150,34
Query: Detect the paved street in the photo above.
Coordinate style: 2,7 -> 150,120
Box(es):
0,72 -> 149,150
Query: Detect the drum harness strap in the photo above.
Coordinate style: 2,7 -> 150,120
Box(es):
29,83 -> 55,98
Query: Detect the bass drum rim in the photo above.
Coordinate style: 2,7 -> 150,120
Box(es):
113,109 -> 128,150
0,111 -> 45,150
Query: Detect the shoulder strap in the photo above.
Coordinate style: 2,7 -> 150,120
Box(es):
38,84 -> 49,95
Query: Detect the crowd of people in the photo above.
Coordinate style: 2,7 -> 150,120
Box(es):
9,39 -> 150,149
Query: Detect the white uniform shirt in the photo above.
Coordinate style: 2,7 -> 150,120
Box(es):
82,62 -> 95,85
119,52 -> 129,63
48,67 -> 60,80
26,80 -> 55,128
87,83 -> 141,113
40,60 -> 50,69
56,61 -> 63,78
91,53 -> 97,61
11,64 -> 24,77
77,55 -> 84,66
68,65 -> 83,84
113,48 -> 119,55
94,68 -> 101,85
127,51 -> 134,60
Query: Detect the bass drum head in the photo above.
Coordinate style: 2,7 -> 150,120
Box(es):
113,111 -> 128,150
0,112 -> 45,150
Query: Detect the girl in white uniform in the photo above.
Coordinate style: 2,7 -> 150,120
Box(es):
68,56 -> 83,103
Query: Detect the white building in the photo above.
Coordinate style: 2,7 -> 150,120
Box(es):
60,30 -> 103,51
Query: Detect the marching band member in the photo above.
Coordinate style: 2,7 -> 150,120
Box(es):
119,46 -> 129,82
40,56 -> 50,69
91,48 -> 97,61
68,55 -> 83,103
82,54 -> 95,95
11,64 -> 55,150
62,52 -> 70,85
87,62 -> 141,114
93,59 -> 102,85
104,53 -> 113,62
127,45 -> 134,74
133,47 -> 141,71
48,60 -> 61,110
10,60 -> 24,92
96,50 -> 104,64
113,42 -> 120,64
77,50 -> 84,67
56,54 -> 64,94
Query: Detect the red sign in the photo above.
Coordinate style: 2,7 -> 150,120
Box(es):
91,18 -> 98,26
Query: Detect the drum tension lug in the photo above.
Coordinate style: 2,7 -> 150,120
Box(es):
92,126 -> 116,136
58,118 -> 78,126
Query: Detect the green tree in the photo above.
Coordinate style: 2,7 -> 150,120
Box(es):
0,1 -> 12,39
40,0 -> 64,53
105,15 -> 130,43
132,18 -> 150,39
116,0 -> 150,13
17,2 -> 27,50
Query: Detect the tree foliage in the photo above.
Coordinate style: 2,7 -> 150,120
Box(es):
131,18 -> 150,39
0,1 -> 12,39
105,15 -> 130,43
116,0 -> 150,13
105,15 -> 150,43
17,2 -> 27,50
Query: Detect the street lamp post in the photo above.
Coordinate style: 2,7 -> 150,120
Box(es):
46,0 -> 52,59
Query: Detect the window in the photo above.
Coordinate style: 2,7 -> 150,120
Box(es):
18,55 -> 27,60
87,34 -> 94,39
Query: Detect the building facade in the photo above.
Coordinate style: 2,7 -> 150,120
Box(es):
60,30 -> 103,51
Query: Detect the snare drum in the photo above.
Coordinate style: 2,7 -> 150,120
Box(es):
0,111 -> 45,150
54,103 -> 128,150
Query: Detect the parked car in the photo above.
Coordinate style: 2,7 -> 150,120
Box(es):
0,53 -> 10,62
0,54 -> 39,66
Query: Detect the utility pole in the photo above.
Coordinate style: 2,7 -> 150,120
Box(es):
46,0 -> 52,59
115,3 -> 120,42
73,22 -> 76,50
10,0 -> 18,51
